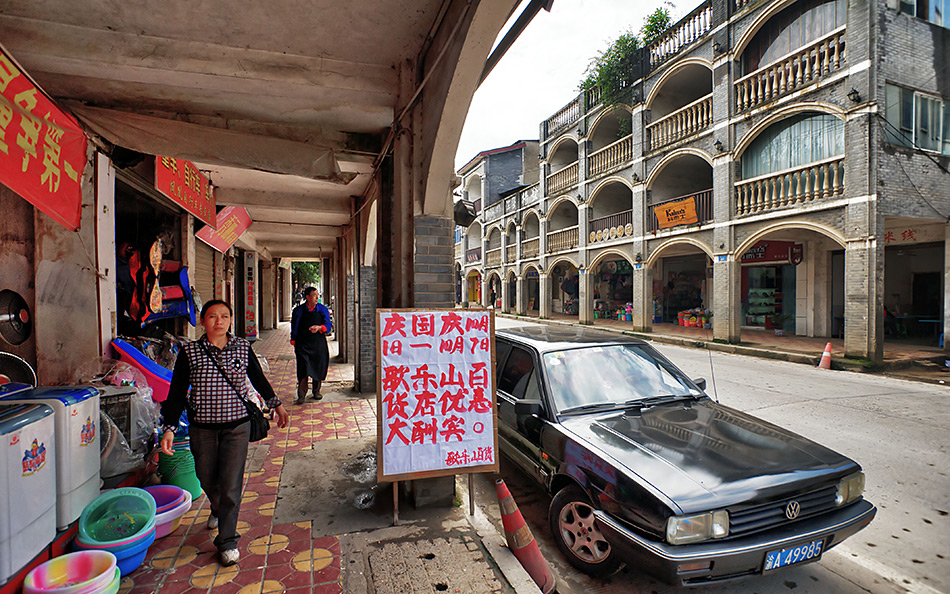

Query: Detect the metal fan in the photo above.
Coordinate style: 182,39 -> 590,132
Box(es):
0,351 -> 37,386
0,289 -> 31,346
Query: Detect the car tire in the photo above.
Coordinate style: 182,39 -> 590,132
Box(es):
549,485 -> 621,576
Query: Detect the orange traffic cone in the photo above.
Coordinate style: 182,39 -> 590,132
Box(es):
495,479 -> 556,594
818,342 -> 833,369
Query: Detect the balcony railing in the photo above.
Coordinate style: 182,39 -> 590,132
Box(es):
646,94 -> 712,151
486,247 -> 502,268
547,226 -> 579,252
546,161 -> 579,196
585,85 -> 601,109
544,97 -> 581,139
588,210 -> 634,243
648,189 -> 713,232
649,2 -> 713,70
735,0 -> 757,9
734,156 -> 844,216
505,245 -> 516,263
588,135 -> 633,178
465,247 -> 481,264
735,28 -> 846,113
522,237 -> 540,259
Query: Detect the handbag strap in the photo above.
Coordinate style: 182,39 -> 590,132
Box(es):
200,340 -> 259,413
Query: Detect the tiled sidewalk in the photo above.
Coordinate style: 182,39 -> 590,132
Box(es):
122,326 -> 367,594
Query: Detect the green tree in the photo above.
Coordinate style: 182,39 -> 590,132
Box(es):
292,261 -> 320,291
640,6 -> 673,47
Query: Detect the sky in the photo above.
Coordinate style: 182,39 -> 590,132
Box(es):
454,0 -> 704,171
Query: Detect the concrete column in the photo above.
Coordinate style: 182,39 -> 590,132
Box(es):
713,258 -> 741,343
501,276 -> 509,313
94,154 -> 117,355
577,203 -> 589,256
844,239 -> 882,362
944,224 -> 950,353
515,225 -> 523,261
578,269 -> 592,324
261,259 -> 275,330
243,251 -> 259,340
481,276 -> 490,307
632,266 -> 653,332
281,264 -> 293,321
357,265 -> 377,392
461,272 -> 470,306
180,213 -> 197,339
516,276 -> 525,315
539,273 -> 551,318
413,215 -> 455,309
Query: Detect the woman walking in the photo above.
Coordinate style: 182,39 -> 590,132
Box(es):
160,300 -> 289,566
290,286 -> 333,403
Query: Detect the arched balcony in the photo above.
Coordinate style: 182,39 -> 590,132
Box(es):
505,224 -> 517,263
486,227 -> 502,268
648,154 -> 713,232
735,0 -> 847,112
522,213 -> 541,259
588,109 -> 633,178
588,182 -> 633,244
646,63 -> 713,151
465,221 -> 482,263
735,112 -> 844,215
545,140 -> 579,196
547,201 -> 579,253
465,174 -> 483,213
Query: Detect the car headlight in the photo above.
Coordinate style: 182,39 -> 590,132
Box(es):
835,472 -> 865,506
666,510 -> 729,545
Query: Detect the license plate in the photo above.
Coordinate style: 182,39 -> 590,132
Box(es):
764,539 -> 824,572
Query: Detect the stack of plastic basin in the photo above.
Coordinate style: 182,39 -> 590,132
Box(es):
157,437 -> 201,500
23,550 -> 120,594
73,488 -> 156,576
144,485 -> 192,538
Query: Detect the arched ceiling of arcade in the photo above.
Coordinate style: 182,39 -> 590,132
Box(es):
0,0 -> 520,260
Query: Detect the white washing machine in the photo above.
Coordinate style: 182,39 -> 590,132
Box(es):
0,384 -> 100,530
0,403 -> 56,584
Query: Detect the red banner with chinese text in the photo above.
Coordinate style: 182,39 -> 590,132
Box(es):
377,309 -> 498,481
154,156 -> 216,226
0,51 -> 87,231
196,206 -> 252,253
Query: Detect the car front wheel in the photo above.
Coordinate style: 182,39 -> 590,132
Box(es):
549,485 -> 621,576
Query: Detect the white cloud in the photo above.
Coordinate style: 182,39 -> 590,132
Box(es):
455,0 -> 703,170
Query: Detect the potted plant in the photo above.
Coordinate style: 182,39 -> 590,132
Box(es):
770,313 -> 794,336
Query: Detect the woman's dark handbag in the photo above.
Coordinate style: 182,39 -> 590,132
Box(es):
201,342 -> 270,442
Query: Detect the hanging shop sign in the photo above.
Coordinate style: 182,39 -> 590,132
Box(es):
244,252 -> 258,340
654,196 -> 698,230
154,156 -> 216,226
741,241 -> 804,265
0,51 -> 87,231
196,206 -> 252,253
377,309 -> 498,481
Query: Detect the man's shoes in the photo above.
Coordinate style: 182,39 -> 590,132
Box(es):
207,514 -> 219,530
310,392 -> 323,401
219,548 -> 239,566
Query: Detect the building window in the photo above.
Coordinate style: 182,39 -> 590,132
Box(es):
884,84 -> 950,155
740,113 -> 844,179
899,0 -> 948,27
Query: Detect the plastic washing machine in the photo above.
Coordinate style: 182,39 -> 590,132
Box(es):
0,403 -> 56,584
0,383 -> 100,530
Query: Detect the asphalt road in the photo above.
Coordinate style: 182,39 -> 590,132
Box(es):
477,318 -> 950,594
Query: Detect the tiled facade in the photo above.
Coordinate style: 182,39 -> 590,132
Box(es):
456,0 -> 950,361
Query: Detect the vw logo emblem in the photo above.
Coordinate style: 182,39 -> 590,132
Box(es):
785,500 -> 801,520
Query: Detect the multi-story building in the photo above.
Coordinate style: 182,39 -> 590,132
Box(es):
456,0 -> 950,362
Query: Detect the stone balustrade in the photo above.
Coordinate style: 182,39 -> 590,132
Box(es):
649,2 -> 712,69
646,94 -> 712,151
486,248 -> 502,268
734,156 -> 844,216
588,135 -> 633,177
546,161 -> 579,196
522,237 -> 540,259
547,226 -> 579,252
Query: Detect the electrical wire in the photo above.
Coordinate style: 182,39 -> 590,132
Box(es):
874,116 -> 950,221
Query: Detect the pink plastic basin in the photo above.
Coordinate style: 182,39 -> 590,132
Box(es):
144,485 -> 186,514
154,490 -> 192,539
23,551 -> 117,594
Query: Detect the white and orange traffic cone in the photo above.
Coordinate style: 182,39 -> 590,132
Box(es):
496,479 -> 556,594
817,342 -> 833,369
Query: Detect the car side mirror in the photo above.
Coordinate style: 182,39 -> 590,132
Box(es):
515,400 -> 543,417
693,377 -> 707,391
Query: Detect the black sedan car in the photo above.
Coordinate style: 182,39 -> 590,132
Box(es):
494,325 -> 875,586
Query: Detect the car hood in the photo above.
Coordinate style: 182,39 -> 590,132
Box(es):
560,399 -> 858,513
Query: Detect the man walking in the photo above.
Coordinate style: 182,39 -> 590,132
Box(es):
290,287 -> 333,403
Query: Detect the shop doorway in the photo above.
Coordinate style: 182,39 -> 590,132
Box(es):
524,266 -> 540,315
654,253 -> 709,327
884,242 -> 945,342
550,261 -> 579,317
487,273 -> 501,309
591,257 -> 634,324
506,272 -> 517,311
466,270 -> 482,305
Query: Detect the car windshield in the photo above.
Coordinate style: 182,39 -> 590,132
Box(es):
542,344 -> 699,413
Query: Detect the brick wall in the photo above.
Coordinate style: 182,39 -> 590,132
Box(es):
414,215 -> 455,308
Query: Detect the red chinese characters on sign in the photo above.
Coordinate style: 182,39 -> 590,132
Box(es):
155,156 -> 216,226
196,206 -> 252,253
0,50 -> 87,231
378,310 -> 496,479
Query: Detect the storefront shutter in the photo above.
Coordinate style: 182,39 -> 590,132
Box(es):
195,241 -> 215,311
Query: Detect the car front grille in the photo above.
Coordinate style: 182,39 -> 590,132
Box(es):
728,485 -> 838,537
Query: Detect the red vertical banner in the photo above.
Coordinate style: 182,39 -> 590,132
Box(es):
377,309 -> 498,481
0,50 -> 88,230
